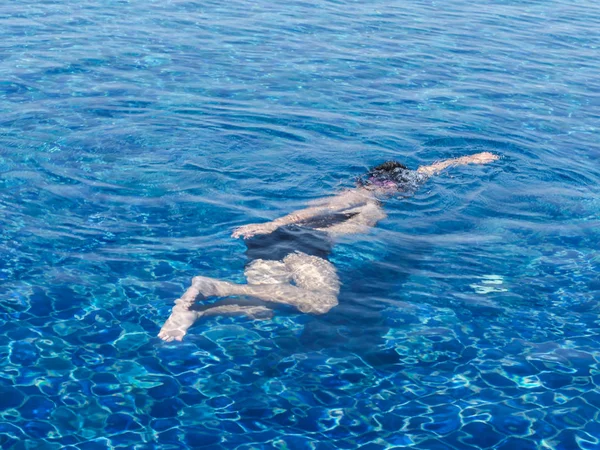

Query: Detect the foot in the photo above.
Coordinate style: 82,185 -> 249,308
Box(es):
158,307 -> 201,342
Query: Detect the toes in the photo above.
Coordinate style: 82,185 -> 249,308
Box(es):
159,334 -> 172,342
158,329 -> 185,342
158,331 -> 170,341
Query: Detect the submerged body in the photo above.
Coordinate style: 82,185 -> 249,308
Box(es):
159,152 -> 498,341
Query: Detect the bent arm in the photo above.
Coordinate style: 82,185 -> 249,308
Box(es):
232,204 -> 332,239
271,205 -> 331,228
232,191 -> 366,239
417,152 -> 499,177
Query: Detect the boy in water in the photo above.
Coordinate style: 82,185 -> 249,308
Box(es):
159,152 -> 498,341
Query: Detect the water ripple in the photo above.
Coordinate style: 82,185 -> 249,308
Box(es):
2,0 -> 600,448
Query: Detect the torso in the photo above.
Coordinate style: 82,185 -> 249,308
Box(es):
306,190 -> 386,237
244,189 -> 385,264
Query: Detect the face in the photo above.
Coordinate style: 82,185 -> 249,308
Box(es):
364,176 -> 399,195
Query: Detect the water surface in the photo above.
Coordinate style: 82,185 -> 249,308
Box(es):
1,0 -> 599,448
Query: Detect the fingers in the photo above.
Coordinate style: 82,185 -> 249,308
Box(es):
232,226 -> 257,239
232,230 -> 252,239
232,228 -> 246,239
468,152 -> 499,164
480,152 -> 499,161
232,225 -> 253,239
232,223 -> 274,239
231,225 -> 246,239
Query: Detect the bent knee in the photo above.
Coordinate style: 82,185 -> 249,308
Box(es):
311,305 -> 334,315
299,294 -> 338,315
284,251 -> 325,268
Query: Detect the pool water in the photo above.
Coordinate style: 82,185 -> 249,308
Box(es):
1,0 -> 599,448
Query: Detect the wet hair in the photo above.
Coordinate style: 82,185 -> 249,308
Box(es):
359,161 -> 413,188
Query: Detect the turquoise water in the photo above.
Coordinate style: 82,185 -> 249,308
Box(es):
1,0 -> 600,448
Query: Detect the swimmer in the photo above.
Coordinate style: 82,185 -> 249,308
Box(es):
158,152 -> 499,341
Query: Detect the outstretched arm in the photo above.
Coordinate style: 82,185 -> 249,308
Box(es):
416,152 -> 499,177
233,152 -> 499,239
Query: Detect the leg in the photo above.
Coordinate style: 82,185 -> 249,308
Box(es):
158,294 -> 274,342
284,252 -> 340,298
192,252 -> 340,314
158,279 -> 204,342
158,261 -> 285,342
158,306 -> 202,342
244,259 -> 292,285
199,299 -> 273,320
283,251 -> 339,313
159,254 -> 339,341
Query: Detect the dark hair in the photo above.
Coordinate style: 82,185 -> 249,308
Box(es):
369,161 -> 408,174
359,160 -> 412,187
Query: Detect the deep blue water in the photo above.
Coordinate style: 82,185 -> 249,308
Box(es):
1,0 -> 600,448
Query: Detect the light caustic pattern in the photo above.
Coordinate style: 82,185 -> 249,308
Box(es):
0,0 -> 599,448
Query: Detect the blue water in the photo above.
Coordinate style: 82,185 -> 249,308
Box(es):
1,0 -> 599,448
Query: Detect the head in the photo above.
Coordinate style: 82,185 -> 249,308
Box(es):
358,161 -> 412,194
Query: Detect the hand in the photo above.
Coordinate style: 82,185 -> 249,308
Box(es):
232,222 -> 278,239
466,152 -> 499,165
